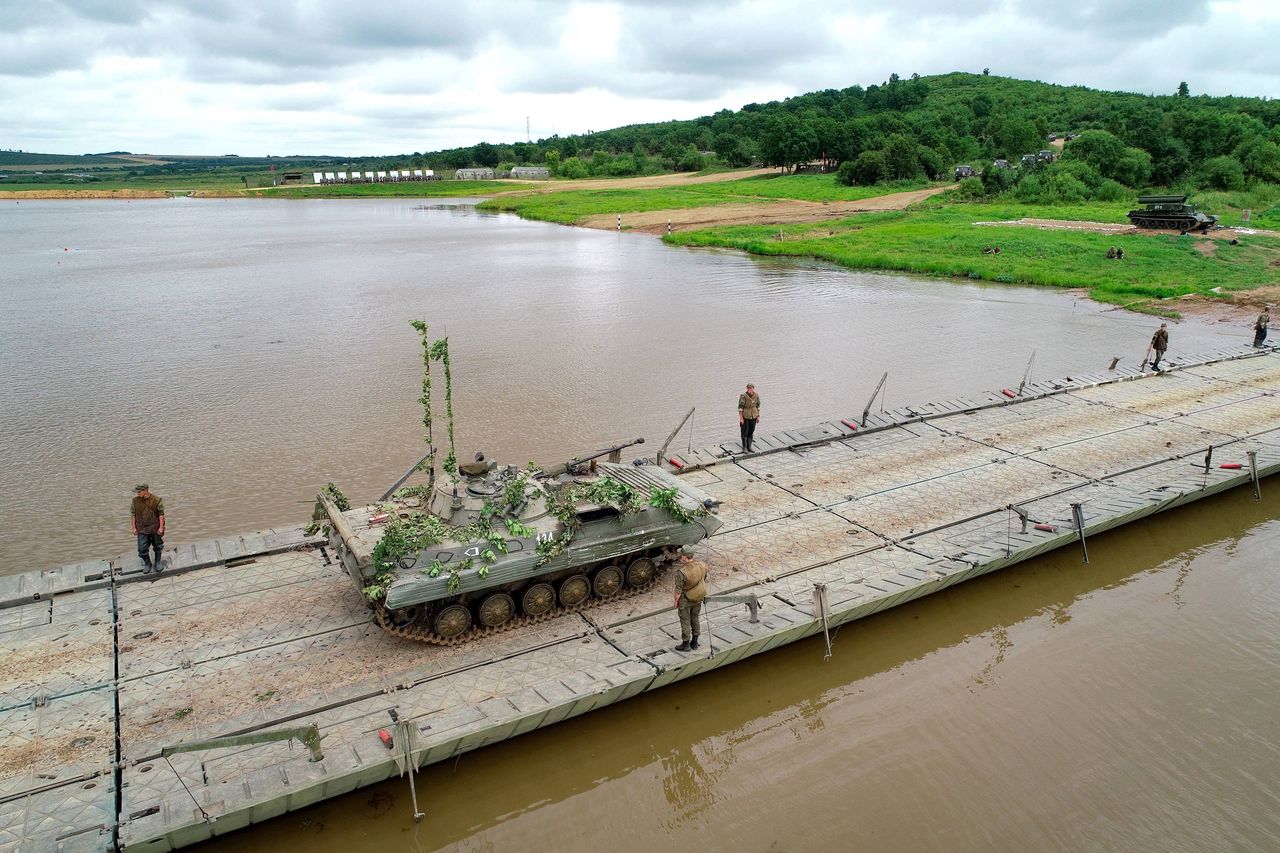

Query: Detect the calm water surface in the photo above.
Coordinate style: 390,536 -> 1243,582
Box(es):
2,199 -> 1277,852
0,198 -> 1245,570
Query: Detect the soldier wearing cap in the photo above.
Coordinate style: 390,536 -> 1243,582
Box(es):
672,552 -> 708,652
1254,304 -> 1271,348
1149,323 -> 1169,371
738,382 -> 761,453
131,484 -> 165,572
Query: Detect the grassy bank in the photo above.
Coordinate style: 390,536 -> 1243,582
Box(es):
1189,185 -> 1280,230
665,201 -> 1280,313
477,175 -> 930,224
0,172 -> 255,193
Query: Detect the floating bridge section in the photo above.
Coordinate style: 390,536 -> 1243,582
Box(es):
3,346 -> 1279,851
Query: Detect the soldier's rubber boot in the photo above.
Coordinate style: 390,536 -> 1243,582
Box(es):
690,636 -> 700,650
674,641 -> 691,652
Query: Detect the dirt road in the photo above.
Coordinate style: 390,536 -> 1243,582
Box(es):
579,184 -> 952,233
529,167 -> 778,192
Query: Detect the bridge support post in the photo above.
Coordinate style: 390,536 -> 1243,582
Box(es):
1071,502 -> 1089,564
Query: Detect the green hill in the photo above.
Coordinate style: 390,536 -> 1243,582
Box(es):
428,72 -> 1280,195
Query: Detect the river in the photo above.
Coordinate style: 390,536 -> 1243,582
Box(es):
2,198 -> 1277,851
0,198 -> 1246,571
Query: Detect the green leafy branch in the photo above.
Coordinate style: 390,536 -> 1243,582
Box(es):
647,485 -> 707,524
429,337 -> 458,476
305,482 -> 351,534
409,320 -> 435,472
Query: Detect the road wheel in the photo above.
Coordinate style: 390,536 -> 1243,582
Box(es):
390,604 -> 423,627
625,556 -> 657,587
433,604 -> 471,639
477,593 -> 515,628
558,574 -> 590,607
593,565 -> 625,598
521,583 -> 555,616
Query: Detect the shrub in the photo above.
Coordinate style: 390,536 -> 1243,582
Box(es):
916,145 -> 944,180
1095,179 -> 1127,201
981,164 -> 1015,193
560,156 -> 590,179
953,176 -> 986,199
840,151 -> 888,185
1011,174 -> 1046,202
1051,159 -> 1103,191
1236,138 -> 1280,184
884,135 -> 921,179
676,145 -> 706,172
1200,156 -> 1246,191
1046,170 -> 1088,202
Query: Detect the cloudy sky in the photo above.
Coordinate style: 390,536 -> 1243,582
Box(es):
3,0 -> 1276,156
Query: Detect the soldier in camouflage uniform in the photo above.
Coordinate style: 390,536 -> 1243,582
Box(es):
738,383 -> 760,453
673,553 -> 708,652
1149,323 -> 1169,371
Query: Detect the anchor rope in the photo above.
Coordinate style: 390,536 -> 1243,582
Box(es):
164,755 -> 210,822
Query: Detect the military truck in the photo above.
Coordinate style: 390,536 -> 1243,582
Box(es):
1126,195 -> 1218,232
317,441 -> 724,644
954,164 -> 975,180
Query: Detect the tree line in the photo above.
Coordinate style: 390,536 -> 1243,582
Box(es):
404,71 -> 1280,198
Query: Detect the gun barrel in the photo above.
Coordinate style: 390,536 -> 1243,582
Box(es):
545,437 -> 646,476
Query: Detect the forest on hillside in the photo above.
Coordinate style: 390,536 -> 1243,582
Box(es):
425,72 -> 1280,202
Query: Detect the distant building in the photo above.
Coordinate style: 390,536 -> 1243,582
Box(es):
510,166 -> 549,180
455,167 -> 495,180
281,172 -> 303,184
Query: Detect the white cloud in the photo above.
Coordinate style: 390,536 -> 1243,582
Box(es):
0,0 -> 1276,155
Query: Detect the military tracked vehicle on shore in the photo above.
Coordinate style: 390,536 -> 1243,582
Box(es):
318,439 -> 723,645
1126,194 -> 1218,233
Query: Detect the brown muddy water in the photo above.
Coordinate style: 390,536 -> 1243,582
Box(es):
3,199 -> 1278,851
0,198 -> 1250,572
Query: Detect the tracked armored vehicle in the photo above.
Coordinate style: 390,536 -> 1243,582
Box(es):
318,440 -> 723,644
1126,195 -> 1218,232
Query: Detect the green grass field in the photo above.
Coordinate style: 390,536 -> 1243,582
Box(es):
665,201 -> 1280,313
1189,185 -> 1280,230
0,171 -> 256,192
477,175 -> 931,224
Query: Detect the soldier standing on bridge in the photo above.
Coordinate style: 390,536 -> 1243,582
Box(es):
673,552 -> 708,652
1149,323 -> 1169,371
1254,304 -> 1271,348
738,382 -> 760,453
131,484 -> 165,573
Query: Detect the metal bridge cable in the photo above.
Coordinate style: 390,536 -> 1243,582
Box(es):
164,755 -> 210,822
